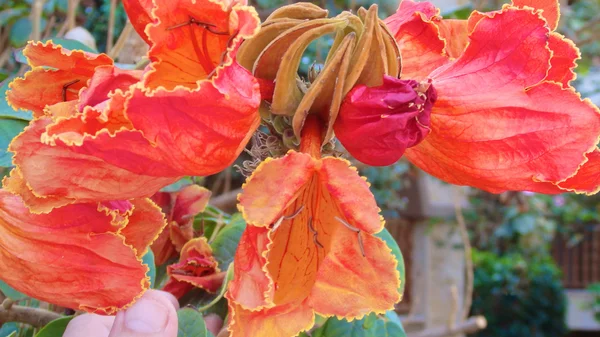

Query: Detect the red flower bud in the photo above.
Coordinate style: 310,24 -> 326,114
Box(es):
334,76 -> 437,166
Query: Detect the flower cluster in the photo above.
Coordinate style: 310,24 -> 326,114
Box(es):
0,0 -> 598,336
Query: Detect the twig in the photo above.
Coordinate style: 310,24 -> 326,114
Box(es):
454,187 -> 473,321
447,285 -> 458,329
106,0 -> 118,53
0,304 -> 61,328
411,316 -> 487,337
58,0 -> 80,37
108,21 -> 134,59
223,168 -> 232,194
209,188 -> 241,210
0,49 -> 10,70
30,0 -> 45,42
42,15 -> 57,39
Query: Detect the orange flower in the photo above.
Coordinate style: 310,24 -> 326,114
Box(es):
226,117 -> 401,337
150,184 -> 212,265
335,0 -> 600,194
4,0 -> 261,212
0,190 -> 166,314
162,238 -> 226,299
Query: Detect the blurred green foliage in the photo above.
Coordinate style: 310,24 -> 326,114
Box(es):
471,250 -> 568,337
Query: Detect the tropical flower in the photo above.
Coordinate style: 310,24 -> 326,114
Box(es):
224,1 -> 599,335
162,238 -> 225,299
0,190 -> 166,314
226,117 -> 400,337
3,0 -> 261,212
150,184 -> 212,265
336,0 -> 600,194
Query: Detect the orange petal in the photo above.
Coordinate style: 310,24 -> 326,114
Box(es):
512,0 -> 560,30
7,118 -> 178,211
405,8 -> 600,193
2,168 -> 74,213
150,225 -> 176,266
0,190 -> 148,314
119,198 -> 167,258
76,65 -> 142,111
6,41 -> 112,117
555,149 -> 600,194
546,32 -> 579,88
407,86 -> 600,193
124,62 -> 261,176
308,231 -> 400,319
227,225 -> 274,310
98,200 -> 134,226
435,19 -> 469,59
238,152 -> 315,228
407,82 -> 600,193
319,157 -> 383,233
533,149 -> 600,194
143,0 -> 260,90
122,0 -> 154,44
431,7 -> 551,87
384,0 -> 448,80
227,300 -> 314,337
170,185 -> 210,250
171,184 -> 211,225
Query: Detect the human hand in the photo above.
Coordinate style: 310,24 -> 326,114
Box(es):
62,290 -> 223,337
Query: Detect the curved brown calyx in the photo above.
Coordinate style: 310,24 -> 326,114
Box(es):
237,2 -> 401,144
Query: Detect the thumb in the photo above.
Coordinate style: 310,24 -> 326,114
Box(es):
108,290 -> 178,337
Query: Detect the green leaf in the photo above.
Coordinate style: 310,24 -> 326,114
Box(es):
375,228 -> 405,295
0,118 -> 28,167
45,38 -> 98,53
0,322 -> 18,337
5,331 -> 17,337
177,308 -> 208,337
142,249 -> 156,288
197,263 -> 234,312
160,177 -> 194,192
0,8 -> 27,26
10,18 -> 41,47
34,316 -> 73,337
0,280 -> 25,299
210,213 -> 246,270
313,313 -> 407,337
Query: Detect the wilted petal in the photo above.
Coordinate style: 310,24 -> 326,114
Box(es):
0,190 -> 150,314
384,0 -> 448,80
150,185 -> 210,265
7,41 -> 112,117
406,8 -> 600,194
163,238 -> 224,298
